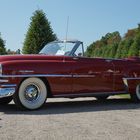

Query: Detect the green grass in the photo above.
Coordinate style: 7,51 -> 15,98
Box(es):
118,94 -> 130,99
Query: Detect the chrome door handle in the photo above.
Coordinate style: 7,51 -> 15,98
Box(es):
105,59 -> 112,62
73,57 -> 79,60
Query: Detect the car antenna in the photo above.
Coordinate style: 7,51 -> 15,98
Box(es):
64,16 -> 69,50
65,16 -> 69,41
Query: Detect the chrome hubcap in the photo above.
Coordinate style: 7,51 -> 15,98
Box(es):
24,84 -> 40,101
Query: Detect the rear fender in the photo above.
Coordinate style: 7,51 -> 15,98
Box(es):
123,78 -> 140,94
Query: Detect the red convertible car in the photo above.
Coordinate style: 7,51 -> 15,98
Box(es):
0,40 -> 140,110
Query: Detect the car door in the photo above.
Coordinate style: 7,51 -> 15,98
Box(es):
112,59 -> 130,92
71,57 -> 115,94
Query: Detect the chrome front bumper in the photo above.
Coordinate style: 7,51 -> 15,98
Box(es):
0,88 -> 15,98
0,79 -> 16,98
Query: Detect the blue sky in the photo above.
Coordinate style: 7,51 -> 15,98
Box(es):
0,0 -> 140,51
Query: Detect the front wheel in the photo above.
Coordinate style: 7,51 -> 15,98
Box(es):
130,84 -> 140,103
0,97 -> 13,105
13,78 -> 47,110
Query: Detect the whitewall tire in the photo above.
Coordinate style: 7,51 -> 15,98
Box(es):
130,84 -> 140,102
13,78 -> 47,110
136,85 -> 140,100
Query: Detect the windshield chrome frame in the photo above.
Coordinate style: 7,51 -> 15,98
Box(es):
40,40 -> 84,57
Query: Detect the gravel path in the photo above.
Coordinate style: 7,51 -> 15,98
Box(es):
0,97 -> 140,140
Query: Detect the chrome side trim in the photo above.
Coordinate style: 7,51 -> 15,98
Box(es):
0,88 -> 15,98
73,75 -> 95,78
0,74 -> 72,78
0,64 -> 2,75
123,77 -> 140,80
1,84 -> 17,88
0,79 -> 9,82
0,74 -> 97,78
54,91 -> 127,98
123,78 -> 128,86
19,70 -> 34,73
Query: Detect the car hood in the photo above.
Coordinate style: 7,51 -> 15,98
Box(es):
0,55 -> 64,62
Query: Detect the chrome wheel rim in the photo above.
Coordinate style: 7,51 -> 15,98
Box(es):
24,84 -> 40,102
18,78 -> 47,110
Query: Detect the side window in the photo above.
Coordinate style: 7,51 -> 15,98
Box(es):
75,44 -> 84,57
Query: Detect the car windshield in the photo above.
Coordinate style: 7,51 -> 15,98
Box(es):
39,41 -> 77,56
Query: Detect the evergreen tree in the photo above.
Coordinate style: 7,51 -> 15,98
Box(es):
86,25 -> 140,58
115,29 -> 136,58
85,43 -> 94,57
121,39 -> 133,58
128,25 -> 140,57
86,32 -> 121,58
128,33 -> 140,56
22,10 -> 57,54
0,34 -> 6,55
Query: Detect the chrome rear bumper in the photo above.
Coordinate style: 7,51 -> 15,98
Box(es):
0,88 -> 15,98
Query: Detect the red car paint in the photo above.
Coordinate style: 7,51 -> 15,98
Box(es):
0,54 -> 139,97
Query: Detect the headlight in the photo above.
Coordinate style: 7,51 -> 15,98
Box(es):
0,64 -> 2,75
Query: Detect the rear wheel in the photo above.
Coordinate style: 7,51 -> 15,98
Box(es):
130,84 -> 140,102
13,78 -> 47,110
0,97 -> 13,105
